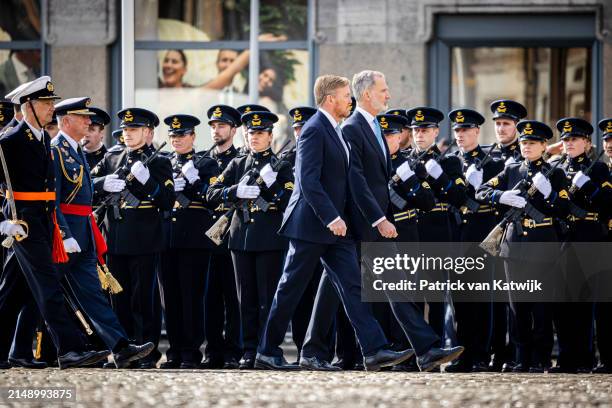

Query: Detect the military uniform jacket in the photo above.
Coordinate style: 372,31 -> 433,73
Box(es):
456,145 -> 505,242
487,139 -> 523,164
207,148 -> 293,252
92,144 -> 175,255
0,121 -> 56,239
279,147 -> 296,170
51,133 -> 97,251
167,150 -> 220,249
389,151 -> 435,241
85,145 -> 107,170
476,158 -> 570,259
560,153 -> 611,241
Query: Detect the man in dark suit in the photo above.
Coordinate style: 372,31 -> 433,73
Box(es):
254,75 -> 414,372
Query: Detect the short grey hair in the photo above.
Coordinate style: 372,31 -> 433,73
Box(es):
352,70 -> 385,102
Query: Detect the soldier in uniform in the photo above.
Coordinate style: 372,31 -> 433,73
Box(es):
92,108 -> 175,368
385,109 -> 413,154
407,107 -> 467,349
0,99 -> 15,129
109,129 -> 126,152
477,120 -> 570,373
82,107 -> 110,169
207,111 -> 294,369
282,106 -> 317,167
594,118 -> 612,373
488,100 -> 527,164
0,76 -> 109,369
159,114 -> 220,369
487,99 -> 527,371
202,104 -> 243,369
45,114 -> 59,139
236,104 -> 270,156
553,117 -> 611,373
51,97 -> 155,367
445,109 -> 505,372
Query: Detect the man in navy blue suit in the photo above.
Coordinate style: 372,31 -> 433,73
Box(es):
255,75 -> 415,372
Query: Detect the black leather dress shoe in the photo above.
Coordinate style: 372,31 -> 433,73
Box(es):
254,353 -> 301,370
223,358 -> 240,369
364,348 -> 415,372
239,357 -> 255,369
0,360 -> 11,369
511,363 -> 530,373
113,342 -> 155,368
8,357 -> 48,369
593,364 -> 612,374
200,357 -> 225,369
160,360 -> 181,369
390,357 -> 419,372
137,361 -> 157,369
416,346 -> 464,372
528,364 -> 546,373
180,361 -> 198,369
299,356 -> 341,371
501,361 -> 517,373
58,350 -> 109,370
444,360 -> 472,373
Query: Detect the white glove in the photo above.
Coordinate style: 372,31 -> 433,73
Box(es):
260,163 -> 278,188
465,164 -> 483,189
236,178 -> 260,199
102,174 -> 126,193
532,172 -> 552,199
505,157 -> 516,166
425,159 -> 443,179
130,161 -> 150,185
174,176 -> 186,192
499,189 -> 527,208
181,160 -> 200,184
572,171 -> 590,189
396,161 -> 415,181
63,237 -> 81,253
0,220 -> 26,237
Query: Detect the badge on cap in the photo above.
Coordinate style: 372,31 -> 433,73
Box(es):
415,110 -> 424,122
124,110 -> 134,122
172,117 -> 181,129
252,115 -> 261,126
563,121 -> 572,133
455,111 -> 464,123
523,123 -> 533,135
379,117 -> 388,129
46,82 -> 54,92
607,122 -> 612,133
213,107 -> 222,118
293,110 -> 302,122
497,102 -> 506,113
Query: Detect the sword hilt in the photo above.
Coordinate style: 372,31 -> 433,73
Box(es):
1,220 -> 29,248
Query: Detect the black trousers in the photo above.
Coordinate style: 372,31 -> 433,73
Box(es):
204,250 -> 242,362
231,250 -> 284,359
595,302 -> 612,367
108,253 -> 162,363
160,248 -> 208,364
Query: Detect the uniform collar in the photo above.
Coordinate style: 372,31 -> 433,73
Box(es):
251,147 -> 272,159
58,131 -> 80,152
524,157 -> 545,170
214,144 -> 236,158
569,152 -> 589,166
176,149 -> 195,161
499,139 -> 519,154
462,145 -> 483,161
24,119 -> 42,141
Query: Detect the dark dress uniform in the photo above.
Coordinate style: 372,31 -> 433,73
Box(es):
203,105 -> 243,368
486,100 -> 528,371
207,111 -> 293,367
83,107 -> 111,170
477,120 -> 570,372
553,118 -> 612,372
85,145 -> 107,170
446,109 -> 505,372
0,105 -> 90,359
158,114 -> 221,368
407,107 -> 467,347
594,119 -> 612,373
92,108 -> 175,367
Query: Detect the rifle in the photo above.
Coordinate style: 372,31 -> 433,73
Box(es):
480,154 -> 567,256
564,149 -> 605,219
174,144 -> 217,209
94,142 -> 167,220
462,144 -> 495,214
206,139 -> 292,246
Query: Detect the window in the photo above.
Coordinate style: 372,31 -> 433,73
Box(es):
0,0 -> 45,98
133,0 -> 311,151
451,47 -> 591,144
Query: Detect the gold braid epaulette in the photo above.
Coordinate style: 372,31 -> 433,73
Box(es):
54,146 -> 84,204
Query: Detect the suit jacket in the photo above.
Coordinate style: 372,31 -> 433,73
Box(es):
342,110 -> 393,242
279,110 -> 353,244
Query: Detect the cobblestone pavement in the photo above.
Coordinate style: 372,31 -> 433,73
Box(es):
1,369 -> 612,407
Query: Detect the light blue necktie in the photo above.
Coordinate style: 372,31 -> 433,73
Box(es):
335,125 -> 350,162
372,118 -> 387,158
